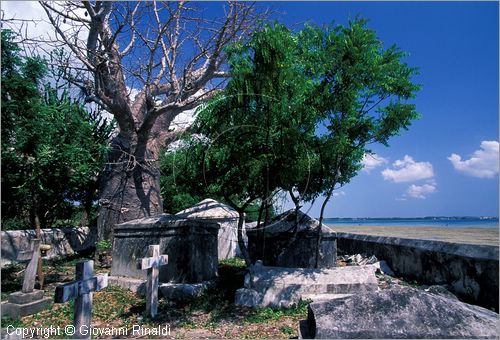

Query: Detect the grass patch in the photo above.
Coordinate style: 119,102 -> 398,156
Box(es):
219,256 -> 247,269
243,300 -> 309,324
2,253 -> 310,339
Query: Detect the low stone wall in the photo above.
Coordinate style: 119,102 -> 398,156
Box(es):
1,227 -> 96,267
336,232 -> 499,310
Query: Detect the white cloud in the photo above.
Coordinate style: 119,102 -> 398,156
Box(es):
2,2 -> 55,41
362,153 -> 388,173
332,191 -> 346,197
448,141 -> 499,178
406,184 -> 436,199
381,155 -> 434,183
2,2 -> 88,60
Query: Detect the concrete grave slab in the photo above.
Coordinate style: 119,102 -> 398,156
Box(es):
300,287 -> 499,339
235,262 -> 378,308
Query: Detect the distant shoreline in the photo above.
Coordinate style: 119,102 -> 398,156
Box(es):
326,225 -> 499,246
322,217 -> 499,230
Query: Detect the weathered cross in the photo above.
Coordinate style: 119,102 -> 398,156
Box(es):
54,260 -> 108,339
137,245 -> 168,318
17,238 -> 41,293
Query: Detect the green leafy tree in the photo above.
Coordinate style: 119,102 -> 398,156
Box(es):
161,19 -> 420,267
297,19 -> 420,266
161,23 -> 320,265
1,30 -> 113,231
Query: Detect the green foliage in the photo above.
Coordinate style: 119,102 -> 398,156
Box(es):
243,300 -> 310,324
1,30 -> 114,229
96,240 -> 112,251
294,19 -> 420,207
219,256 -> 247,269
161,19 -> 419,233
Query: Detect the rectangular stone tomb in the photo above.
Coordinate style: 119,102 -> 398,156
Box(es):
175,199 -> 241,260
247,210 -> 337,269
111,214 -> 220,283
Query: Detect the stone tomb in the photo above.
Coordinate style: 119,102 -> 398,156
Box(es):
236,261 -> 378,308
176,198 -> 240,260
247,210 -> 337,268
1,239 -> 52,318
111,214 -> 219,284
299,287 -> 499,339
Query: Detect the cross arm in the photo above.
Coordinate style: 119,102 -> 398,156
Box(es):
137,255 -> 168,270
54,274 -> 108,303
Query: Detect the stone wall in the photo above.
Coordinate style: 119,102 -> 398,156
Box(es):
1,227 -> 96,267
337,232 -> 499,310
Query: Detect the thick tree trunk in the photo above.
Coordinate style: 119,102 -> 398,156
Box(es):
97,134 -> 163,241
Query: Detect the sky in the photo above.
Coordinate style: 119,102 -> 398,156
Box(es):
266,1 -> 499,218
2,1 -> 498,218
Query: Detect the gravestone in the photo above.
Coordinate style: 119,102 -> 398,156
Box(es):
138,245 -> 168,318
235,261 -> 378,308
247,210 -> 337,268
54,260 -> 108,339
111,214 -> 219,283
299,287 -> 499,339
1,239 -> 52,318
175,199 -> 241,259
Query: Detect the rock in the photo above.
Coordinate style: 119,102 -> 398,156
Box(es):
159,280 -> 216,301
235,288 -> 263,307
301,287 -> 498,339
425,285 -> 458,300
235,286 -> 301,309
247,209 -> 337,268
235,263 -> 378,308
359,254 -> 378,265
176,199 -> 242,260
371,260 -> 395,276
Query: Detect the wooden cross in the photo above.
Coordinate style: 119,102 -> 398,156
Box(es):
18,238 -> 41,293
54,260 -> 108,339
137,245 -> 168,318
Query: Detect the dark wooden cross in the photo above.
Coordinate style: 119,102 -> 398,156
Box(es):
137,245 -> 168,318
54,260 -> 108,339
17,238 -> 41,293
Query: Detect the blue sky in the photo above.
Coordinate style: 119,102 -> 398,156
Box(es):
265,2 -> 499,218
3,1 -> 497,218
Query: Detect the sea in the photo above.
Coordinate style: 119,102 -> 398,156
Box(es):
323,217 -> 499,229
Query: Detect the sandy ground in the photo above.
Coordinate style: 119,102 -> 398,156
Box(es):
327,225 -> 499,246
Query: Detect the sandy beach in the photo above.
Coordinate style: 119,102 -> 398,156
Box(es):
327,225 -> 499,246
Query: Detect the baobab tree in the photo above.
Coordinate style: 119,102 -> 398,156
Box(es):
36,1 -> 267,240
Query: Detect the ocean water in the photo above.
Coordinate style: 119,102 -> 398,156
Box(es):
323,217 -> 499,229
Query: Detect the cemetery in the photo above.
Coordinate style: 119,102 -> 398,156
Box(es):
1,1 -> 498,339
1,199 -> 498,338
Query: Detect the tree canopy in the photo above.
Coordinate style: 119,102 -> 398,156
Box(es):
1,30 -> 114,230
160,19 -> 420,266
